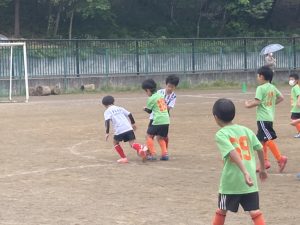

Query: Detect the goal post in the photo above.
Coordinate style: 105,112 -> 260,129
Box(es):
0,42 -> 29,103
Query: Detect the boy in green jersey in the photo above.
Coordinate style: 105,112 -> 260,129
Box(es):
142,79 -> 170,160
212,98 -> 267,225
288,73 -> 300,138
245,66 -> 287,172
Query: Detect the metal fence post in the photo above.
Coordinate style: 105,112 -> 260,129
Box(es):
145,48 -> 149,74
220,47 -> 223,72
105,48 -> 109,76
244,38 -> 247,71
192,39 -> 195,73
75,40 -> 80,77
293,37 -> 296,70
135,40 -> 140,75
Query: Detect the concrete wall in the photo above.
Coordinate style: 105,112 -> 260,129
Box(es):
1,69 -> 299,96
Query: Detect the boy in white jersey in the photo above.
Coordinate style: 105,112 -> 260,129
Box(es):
148,75 -> 179,153
212,98 -> 267,225
102,95 -> 147,163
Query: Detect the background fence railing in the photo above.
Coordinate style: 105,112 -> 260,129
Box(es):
0,37 -> 299,78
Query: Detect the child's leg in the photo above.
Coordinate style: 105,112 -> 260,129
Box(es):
265,139 -> 287,172
164,136 -> 169,149
128,140 -> 147,159
113,140 -> 127,163
146,135 -> 156,156
157,136 -> 168,159
212,209 -> 226,225
250,210 -> 265,225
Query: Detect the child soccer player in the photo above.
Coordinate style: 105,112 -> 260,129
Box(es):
245,66 -> 287,172
142,78 -> 170,161
102,95 -> 147,163
149,74 -> 180,149
212,98 -> 268,225
288,73 -> 300,138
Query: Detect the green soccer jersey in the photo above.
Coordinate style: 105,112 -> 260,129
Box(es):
215,124 -> 263,194
255,83 -> 282,121
146,92 -> 170,125
291,84 -> 300,113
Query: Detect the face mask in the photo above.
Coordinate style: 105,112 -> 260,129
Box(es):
289,80 -> 296,86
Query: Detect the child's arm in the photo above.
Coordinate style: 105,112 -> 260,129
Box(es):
128,113 -> 137,130
275,94 -> 284,105
105,119 -> 110,141
245,99 -> 260,108
297,95 -> 300,108
229,150 -> 253,187
256,150 -> 268,181
143,107 -> 152,114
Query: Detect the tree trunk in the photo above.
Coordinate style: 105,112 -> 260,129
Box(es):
54,4 -> 62,36
14,0 -> 20,37
46,3 -> 53,36
68,9 -> 74,40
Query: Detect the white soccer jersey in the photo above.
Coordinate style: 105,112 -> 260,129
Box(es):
104,105 -> 133,135
149,89 -> 177,120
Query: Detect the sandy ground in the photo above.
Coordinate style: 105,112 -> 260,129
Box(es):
0,88 -> 299,225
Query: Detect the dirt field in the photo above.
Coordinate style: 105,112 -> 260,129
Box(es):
1,88 -> 299,225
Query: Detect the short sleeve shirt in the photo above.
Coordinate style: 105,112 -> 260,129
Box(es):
215,124 -> 263,194
291,84 -> 300,113
149,89 -> 177,120
146,92 -> 170,125
104,105 -> 132,135
255,83 -> 282,121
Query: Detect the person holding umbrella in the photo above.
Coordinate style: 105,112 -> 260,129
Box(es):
260,44 -> 284,72
264,52 -> 276,72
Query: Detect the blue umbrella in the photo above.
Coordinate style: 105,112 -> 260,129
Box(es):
260,44 -> 284,55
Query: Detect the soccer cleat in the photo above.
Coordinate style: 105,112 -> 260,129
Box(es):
294,133 -> 300,138
117,158 -> 128,163
138,145 -> 148,161
160,155 -> 169,161
278,156 -> 287,173
147,154 -> 157,161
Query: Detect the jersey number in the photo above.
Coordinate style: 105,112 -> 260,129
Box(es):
229,136 -> 251,161
157,98 -> 167,111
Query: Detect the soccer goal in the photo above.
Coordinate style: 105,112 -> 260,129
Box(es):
0,42 -> 29,103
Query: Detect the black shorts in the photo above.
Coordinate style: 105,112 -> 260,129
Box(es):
291,112 -> 300,120
218,192 -> 259,213
114,130 -> 135,142
147,124 -> 169,138
257,121 -> 277,142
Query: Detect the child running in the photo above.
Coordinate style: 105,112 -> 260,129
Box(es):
142,79 -> 170,161
102,95 -> 147,163
245,66 -> 287,172
149,74 -> 180,149
288,73 -> 300,138
211,98 -> 268,225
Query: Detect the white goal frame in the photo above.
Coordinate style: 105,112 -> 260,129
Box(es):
0,42 -> 29,103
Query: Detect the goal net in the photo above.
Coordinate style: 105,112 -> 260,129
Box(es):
0,42 -> 29,103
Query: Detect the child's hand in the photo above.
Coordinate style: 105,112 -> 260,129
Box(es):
245,100 -> 252,108
244,172 -> 253,187
259,170 -> 268,182
105,133 -> 109,141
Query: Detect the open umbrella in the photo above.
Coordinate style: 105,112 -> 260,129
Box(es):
260,44 -> 284,55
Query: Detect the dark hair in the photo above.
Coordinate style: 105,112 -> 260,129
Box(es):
142,79 -> 157,93
102,95 -> 114,106
166,75 -> 180,86
257,66 -> 273,83
289,73 -> 299,80
212,98 -> 235,122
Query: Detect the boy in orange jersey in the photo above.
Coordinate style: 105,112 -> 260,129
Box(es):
245,66 -> 287,172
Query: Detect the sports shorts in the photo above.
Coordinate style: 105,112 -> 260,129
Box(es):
147,124 -> 169,138
291,112 -> 300,120
256,121 -> 277,142
114,130 -> 135,142
218,192 -> 259,213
